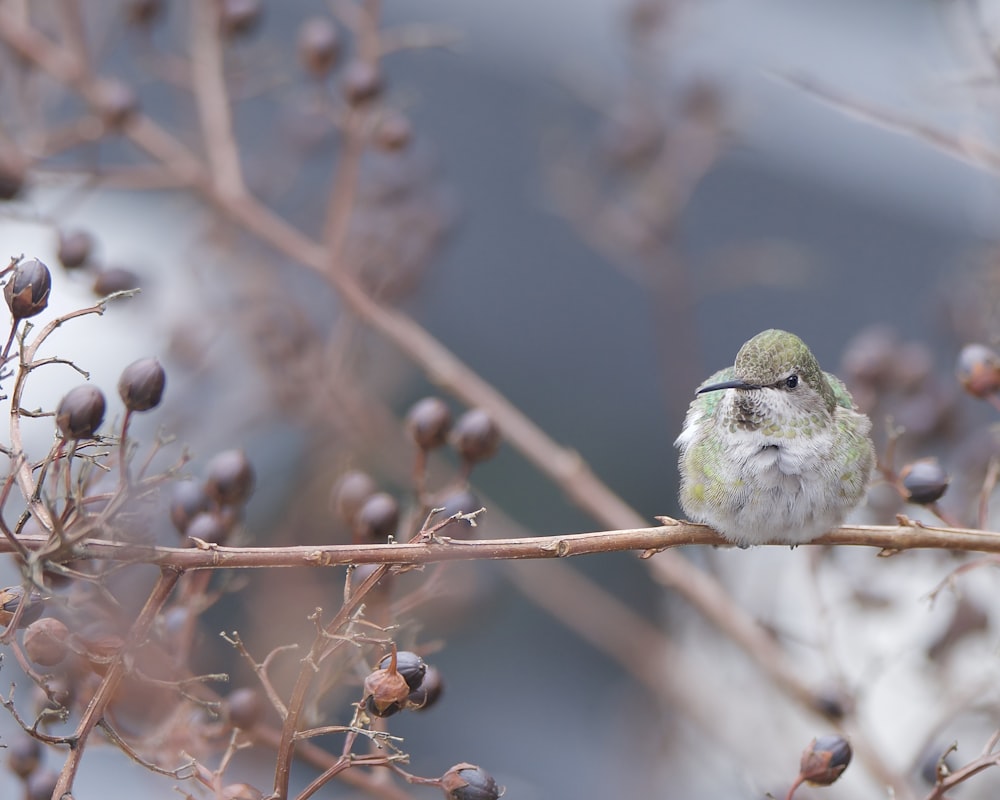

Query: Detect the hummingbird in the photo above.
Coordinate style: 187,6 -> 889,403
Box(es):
675,329 -> 875,546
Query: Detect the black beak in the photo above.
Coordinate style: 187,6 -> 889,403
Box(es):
697,379 -> 760,395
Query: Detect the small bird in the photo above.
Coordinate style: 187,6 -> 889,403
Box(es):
675,329 -> 875,546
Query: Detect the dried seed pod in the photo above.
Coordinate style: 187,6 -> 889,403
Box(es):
362,663 -> 411,718
23,618 -> 70,667
25,769 -> 59,800
92,266 -> 140,296
377,650 -> 426,691
841,325 -> 898,387
341,60 -> 382,105
226,687 -> 264,729
5,734 -> 41,778
799,735 -> 852,786
0,586 -> 45,628
4,258 -> 51,320
204,449 -> 256,506
57,229 -> 94,269
0,155 -> 26,201
169,480 -> 212,534
297,16 -> 340,77
354,492 -> 399,542
406,396 -> 452,450
221,784 -> 263,800
185,511 -> 229,545
219,0 -> 262,37
118,357 -> 166,411
893,341 -> 934,391
375,109 -> 413,151
407,664 -> 443,710
957,343 -> 1000,399
900,458 -> 949,505
451,409 -> 501,464
56,385 -> 106,439
810,687 -> 852,721
331,470 -> 377,524
440,764 -> 501,800
126,0 -> 164,27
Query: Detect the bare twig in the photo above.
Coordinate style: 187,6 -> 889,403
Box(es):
53,567 -> 183,796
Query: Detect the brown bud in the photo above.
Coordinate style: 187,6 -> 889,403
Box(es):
810,687 -> 852,721
0,585 -> 45,628
341,60 -> 382,105
363,664 -> 410,718
204,449 -> 256,506
354,492 -> 399,542
841,325 -> 898,386
957,343 -> 1000,399
25,769 -> 59,800
297,16 -> 340,77
377,650 -> 426,691
219,0 -> 262,37
332,470 -> 377,524
92,266 -> 140,296
226,687 -> 263,729
451,409 -> 501,464
799,735 -> 852,787
57,229 -> 94,269
406,396 -> 452,450
900,458 -> 949,505
375,109 -> 413,151
5,734 -> 41,778
56,384 -> 106,439
126,0 -> 164,27
221,784 -> 263,800
118,356 -> 166,411
4,258 -> 51,320
23,618 -> 70,667
408,664 -> 443,710
440,764 -> 501,800
0,154 -> 26,201
185,511 -> 229,545
169,480 -> 212,534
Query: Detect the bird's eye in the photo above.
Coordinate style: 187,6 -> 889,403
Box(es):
784,375 -> 798,389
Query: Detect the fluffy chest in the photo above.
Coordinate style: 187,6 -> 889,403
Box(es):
725,426 -> 839,492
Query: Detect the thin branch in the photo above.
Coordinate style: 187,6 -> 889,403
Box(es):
53,567 -> 183,797
0,518 -> 999,569
189,0 -> 245,198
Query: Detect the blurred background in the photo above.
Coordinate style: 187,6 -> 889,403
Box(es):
3,0 -> 1000,798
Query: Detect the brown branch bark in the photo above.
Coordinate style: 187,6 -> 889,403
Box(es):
6,518 -> 1000,570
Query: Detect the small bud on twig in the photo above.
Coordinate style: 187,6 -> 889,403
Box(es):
451,408 -> 501,465
900,458 -> 949,505
118,357 -> 166,411
957,343 -> 1000,399
5,258 -> 51,320
799,735 -> 852,787
406,396 -> 453,450
56,385 -> 106,440
440,763 -> 502,800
